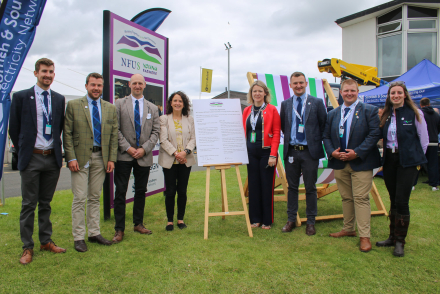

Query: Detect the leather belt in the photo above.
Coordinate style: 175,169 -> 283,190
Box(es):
290,145 -> 308,151
386,148 -> 398,153
92,146 -> 102,152
33,149 -> 54,155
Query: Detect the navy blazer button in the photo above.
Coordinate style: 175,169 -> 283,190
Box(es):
90,148 -> 92,150
91,137 -> 93,139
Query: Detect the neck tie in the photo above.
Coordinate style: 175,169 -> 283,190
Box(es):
296,97 -> 305,141
42,91 -> 52,141
134,100 -> 141,147
340,107 -> 351,152
92,100 -> 101,145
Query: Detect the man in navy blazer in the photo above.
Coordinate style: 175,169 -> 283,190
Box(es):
280,72 -> 327,235
323,79 -> 381,253
9,58 -> 66,265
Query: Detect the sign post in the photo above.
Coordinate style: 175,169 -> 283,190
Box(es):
102,10 -> 168,219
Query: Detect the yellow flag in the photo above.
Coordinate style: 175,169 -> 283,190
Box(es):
201,68 -> 213,93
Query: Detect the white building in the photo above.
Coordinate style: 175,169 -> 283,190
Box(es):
336,0 -> 440,82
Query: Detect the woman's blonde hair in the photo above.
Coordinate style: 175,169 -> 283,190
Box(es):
247,80 -> 271,105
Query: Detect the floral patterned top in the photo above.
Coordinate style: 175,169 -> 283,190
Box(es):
173,119 -> 184,164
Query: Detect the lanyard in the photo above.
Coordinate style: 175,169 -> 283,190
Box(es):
390,115 -> 397,142
339,101 -> 359,128
250,103 -> 265,131
37,91 -> 51,123
293,97 -> 307,124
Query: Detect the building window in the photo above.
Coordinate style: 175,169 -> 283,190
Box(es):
377,5 -> 438,77
407,32 -> 437,69
378,34 -> 402,77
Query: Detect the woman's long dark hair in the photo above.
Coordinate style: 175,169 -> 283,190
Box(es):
166,91 -> 190,116
379,81 -> 421,128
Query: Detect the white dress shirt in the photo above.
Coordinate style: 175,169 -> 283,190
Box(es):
34,84 -> 54,150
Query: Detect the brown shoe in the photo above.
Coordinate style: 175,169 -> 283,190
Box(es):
282,221 -> 296,233
134,224 -> 152,235
329,230 -> 357,238
40,241 -> 66,253
360,237 -> 372,252
306,224 -> 316,236
19,248 -> 34,265
112,231 -> 124,243
88,234 -> 112,246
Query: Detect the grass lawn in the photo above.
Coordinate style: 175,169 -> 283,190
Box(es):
1,166 -> 439,293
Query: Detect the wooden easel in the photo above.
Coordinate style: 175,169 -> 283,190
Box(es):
204,163 -> 253,239
244,73 -> 388,226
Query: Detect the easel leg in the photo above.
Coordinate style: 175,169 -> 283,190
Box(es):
204,168 -> 211,240
220,169 -> 229,219
370,181 -> 388,216
235,166 -> 253,237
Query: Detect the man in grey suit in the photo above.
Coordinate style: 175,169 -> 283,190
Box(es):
112,74 -> 160,243
323,79 -> 381,252
279,72 -> 327,235
9,58 -> 66,265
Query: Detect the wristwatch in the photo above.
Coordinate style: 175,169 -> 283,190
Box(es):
184,149 -> 191,155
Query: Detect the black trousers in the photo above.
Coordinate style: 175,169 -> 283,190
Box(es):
284,147 -> 318,224
426,145 -> 439,187
247,143 -> 275,226
20,154 -> 60,249
114,160 -> 150,231
163,164 -> 191,222
383,150 -> 418,215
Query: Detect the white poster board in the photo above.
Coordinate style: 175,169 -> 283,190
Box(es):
192,99 -> 249,166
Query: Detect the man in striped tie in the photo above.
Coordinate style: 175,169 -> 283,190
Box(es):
323,79 -> 381,252
64,73 -> 118,252
112,74 -> 160,244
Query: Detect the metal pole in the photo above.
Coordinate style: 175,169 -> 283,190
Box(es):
0,167 -> 4,206
199,66 -> 202,99
228,48 -> 230,99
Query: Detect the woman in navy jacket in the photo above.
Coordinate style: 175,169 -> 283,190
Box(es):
242,81 -> 281,229
376,81 -> 428,257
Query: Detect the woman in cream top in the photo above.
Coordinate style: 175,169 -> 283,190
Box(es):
159,91 -> 196,231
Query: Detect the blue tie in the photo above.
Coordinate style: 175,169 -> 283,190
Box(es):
296,97 -> 305,141
340,107 -> 350,152
134,100 -> 141,147
92,100 -> 101,145
42,91 -> 52,141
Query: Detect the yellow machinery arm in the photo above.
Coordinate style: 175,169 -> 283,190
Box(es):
317,58 -> 384,86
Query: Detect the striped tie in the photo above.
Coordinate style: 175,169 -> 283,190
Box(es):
135,100 -> 141,146
91,100 -> 101,145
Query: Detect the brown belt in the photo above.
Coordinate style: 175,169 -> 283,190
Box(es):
33,149 -> 54,155
386,148 -> 398,153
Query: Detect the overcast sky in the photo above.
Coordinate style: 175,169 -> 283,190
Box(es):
12,0 -> 389,100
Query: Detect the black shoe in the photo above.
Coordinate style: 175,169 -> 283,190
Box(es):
376,237 -> 395,247
177,223 -> 187,230
88,234 -> 112,246
393,241 -> 405,257
166,224 -> 174,231
74,240 -> 88,252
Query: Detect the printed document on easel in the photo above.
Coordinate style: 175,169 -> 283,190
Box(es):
193,99 -> 249,166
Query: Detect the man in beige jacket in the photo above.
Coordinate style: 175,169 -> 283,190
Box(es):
112,74 -> 160,243
64,73 -> 118,252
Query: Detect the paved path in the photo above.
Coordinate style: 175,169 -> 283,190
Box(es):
2,154 -> 208,199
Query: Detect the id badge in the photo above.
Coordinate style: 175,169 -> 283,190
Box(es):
298,124 -> 304,133
392,144 -> 395,153
250,131 -> 256,143
45,124 -> 52,135
339,127 -> 344,138
147,113 -> 151,119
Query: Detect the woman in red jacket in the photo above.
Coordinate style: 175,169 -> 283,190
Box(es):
242,81 -> 281,229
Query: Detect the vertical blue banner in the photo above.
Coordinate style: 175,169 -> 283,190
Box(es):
0,0 -> 47,180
